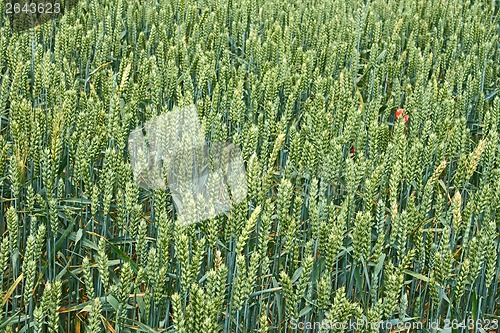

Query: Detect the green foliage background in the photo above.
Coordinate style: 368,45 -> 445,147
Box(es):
0,0 -> 498,332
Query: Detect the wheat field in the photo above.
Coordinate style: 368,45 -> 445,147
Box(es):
0,0 -> 498,332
